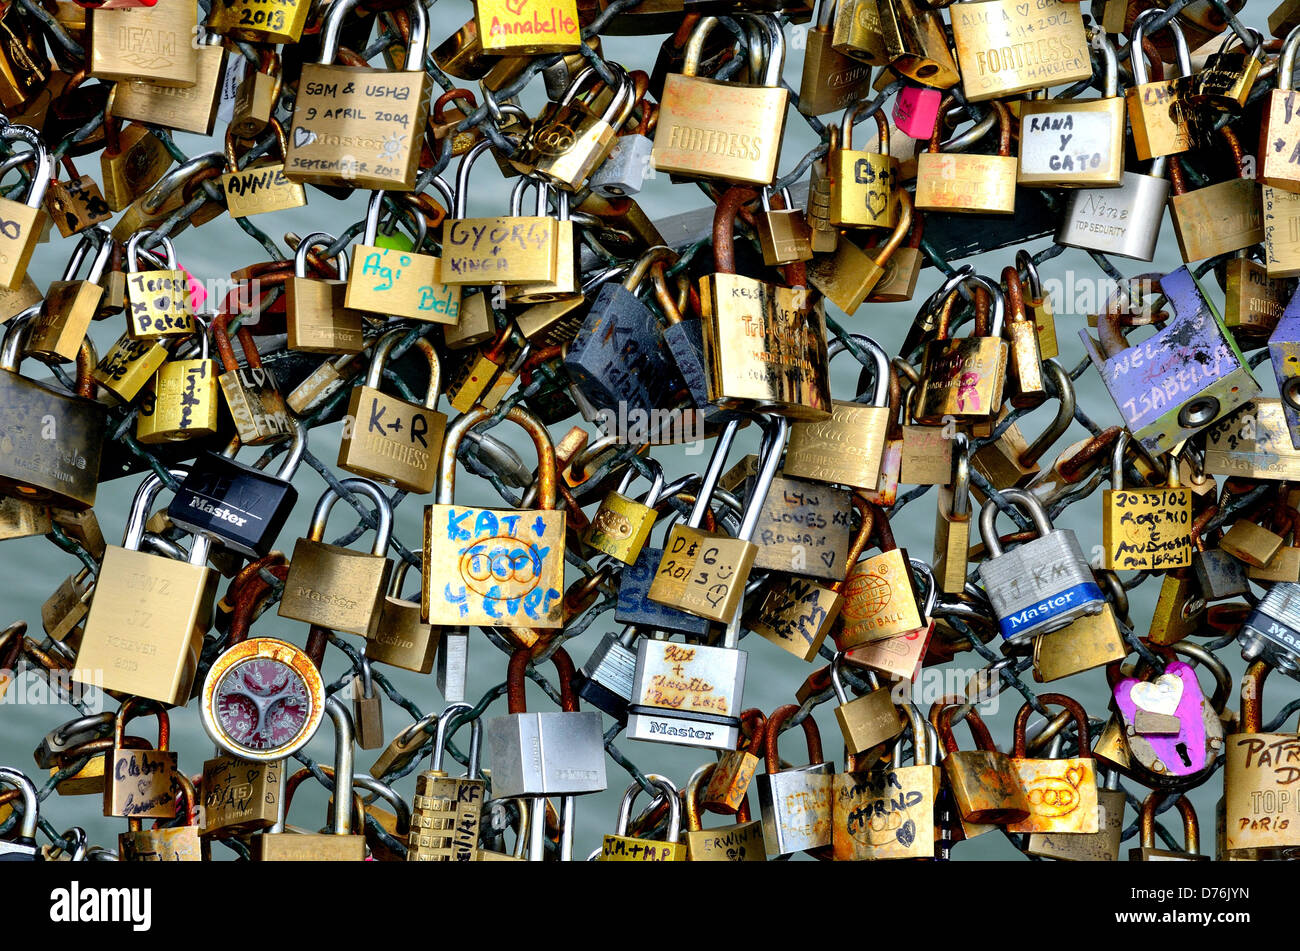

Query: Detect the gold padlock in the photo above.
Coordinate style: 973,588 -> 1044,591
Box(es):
221,119 -> 307,219
0,125 -> 51,290
286,232 -> 366,354
28,228 -> 113,363
136,319 -> 221,444
914,99 -> 1017,214
123,230 -> 194,339
950,0 -> 1090,101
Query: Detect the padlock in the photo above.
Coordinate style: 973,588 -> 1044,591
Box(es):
440,140 -> 558,286
206,0 -> 311,43
978,488 -> 1106,644
874,0 -> 959,87
913,271 -> 1009,424
253,699 -> 366,861
838,502 -> 924,646
0,1 -> 48,111
1055,154 -> 1169,262
1220,519 -> 1285,567
408,704 -> 485,861
587,109 -> 656,198
831,0 -> 885,64
828,103 -> 898,229
1127,790 -> 1208,861
651,14 -> 789,185
1219,252 -> 1289,341
221,119 -> 307,218
111,34 -> 227,136
98,105 -> 172,214
1006,693 -> 1099,834
933,434 -> 972,594
0,126 -> 51,289
230,51 -> 281,139
1032,602 -> 1128,682
1260,28 -> 1300,195
347,189 -> 460,322
893,83 -> 942,140
504,179 -> 579,304
136,320 -> 220,444
119,774 -> 207,861
807,186 -> 914,313
0,309 -> 106,510
73,469 -> 218,705
755,188 -> 814,266
1237,580 -> 1300,677
1081,266 -> 1260,455
200,754 -> 282,839
833,702 -> 939,860
339,329 -> 447,495
93,331 -> 169,404
932,701 -> 1029,825
123,231 -> 193,340
1017,34 -> 1125,188
351,656 -> 384,751
867,208 -> 924,302
103,699 -> 176,819
1112,640 -> 1228,786
583,459 -> 664,566
1168,132 -> 1264,264
684,765 -> 765,861
1027,767 -> 1126,861
28,227 -> 113,363
1223,660 -> 1300,856
213,311 -> 294,446
949,0 -> 1090,101
727,455 -> 851,579
1102,431 -> 1193,570
1001,266 -> 1047,410
284,0 -> 432,190
915,99 -> 1016,213
1126,10 -> 1194,160
700,189 -> 831,416
279,479 -> 395,637
423,405 -> 565,628
831,652 -> 902,754
0,770 -> 40,860
784,333 -> 890,490
486,646 -> 607,798
799,0 -> 873,116
756,703 -> 834,856
648,414 -> 788,623
89,0 -> 197,86
285,234 -> 365,353
1189,26 -> 1264,111
513,65 -> 636,189
601,776 -> 687,861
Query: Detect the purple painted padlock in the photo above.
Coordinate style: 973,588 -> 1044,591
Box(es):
1113,660 -> 1224,785
893,85 -> 941,140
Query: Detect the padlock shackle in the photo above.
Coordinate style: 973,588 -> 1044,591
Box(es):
113,696 -> 170,752
828,334 -> 890,408
840,98 -> 890,156
294,232 -> 348,281
1138,789 -> 1199,852
124,230 -> 178,273
712,185 -> 757,275
123,467 -> 212,565
979,487 -> 1053,558
764,702 -> 824,773
1012,693 -> 1091,758
319,0 -> 428,67
1241,660 -> 1270,732
873,189 -> 912,269
891,702 -> 934,766
735,415 -> 789,546
0,768 -> 38,841
1130,8 -> 1191,85
935,272 -> 1004,339
430,700 -> 474,772
438,405 -> 558,508
932,700 -> 997,754
1015,249 -> 1043,299
1281,23 -> 1300,91
505,646 -> 580,715
615,775 -> 681,841
1020,360 -> 1075,469
0,124 -> 52,208
947,433 -> 971,519
325,695 -> 356,835
1168,639 -> 1231,714
305,478 -> 394,555
62,228 -> 113,283
452,139 -> 494,218
623,245 -> 677,292
365,328 -> 442,408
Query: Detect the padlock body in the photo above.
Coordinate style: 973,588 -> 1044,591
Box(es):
625,638 -> 746,750
484,710 -> 607,797
977,529 -> 1105,642
167,452 -> 298,558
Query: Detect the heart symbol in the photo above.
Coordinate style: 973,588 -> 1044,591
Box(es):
138,779 -> 151,797
505,0 -> 527,13
1064,765 -> 1085,790
865,189 -> 888,221
1016,3 -> 1029,14
1131,673 -> 1184,716
293,126 -> 317,149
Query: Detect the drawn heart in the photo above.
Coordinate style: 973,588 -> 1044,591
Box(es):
505,0 -> 528,14
138,778 -> 151,797
293,125 -> 317,149
1016,2 -> 1029,14
1131,672 -> 1184,716
1064,764 -> 1086,790
865,189 -> 888,221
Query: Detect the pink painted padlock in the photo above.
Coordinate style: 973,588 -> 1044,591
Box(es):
1112,656 -> 1225,786
893,85 -> 942,140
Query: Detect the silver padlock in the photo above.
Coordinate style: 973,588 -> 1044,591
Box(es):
577,624 -> 642,721
483,648 -> 608,799
588,131 -> 654,197
977,488 -> 1106,644
755,707 -> 834,857
1238,581 -> 1300,679
0,768 -> 40,860
1055,156 -> 1169,261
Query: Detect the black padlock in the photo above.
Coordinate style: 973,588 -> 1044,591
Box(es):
166,420 -> 306,558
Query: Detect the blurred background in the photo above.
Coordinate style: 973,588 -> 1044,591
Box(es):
0,0 -> 1279,860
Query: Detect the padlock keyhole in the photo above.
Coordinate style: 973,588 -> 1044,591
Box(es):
1174,742 -> 1191,768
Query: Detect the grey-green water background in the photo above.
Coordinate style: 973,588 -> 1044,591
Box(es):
0,0 -> 1279,859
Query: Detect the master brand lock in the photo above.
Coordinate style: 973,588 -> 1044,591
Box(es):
977,488 -> 1105,644
1080,266 -> 1259,455
72,469 -> 218,706
338,329 -> 446,495
286,232 -> 366,353
284,0 -> 432,190
1237,581 -> 1300,679
167,420 -> 306,559
278,479 -> 395,637
423,406 -> 566,628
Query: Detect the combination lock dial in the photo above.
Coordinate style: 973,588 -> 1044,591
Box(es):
201,638 -> 325,761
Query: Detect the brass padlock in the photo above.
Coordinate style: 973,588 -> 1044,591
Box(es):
136,319 -> 221,443
830,652 -> 902,754
111,35 -> 227,136
684,765 -> 766,861
1224,661 -> 1300,856
348,188 -> 461,321
28,228 -> 113,363
950,0 -> 1090,101
221,119 -> 307,219
286,232 -> 366,354
915,99 -> 1017,214
339,329 -> 447,495
932,701 -> 1029,825
1168,130 -> 1263,264
123,230 -> 194,339
512,65 -> 636,189
99,102 -> 172,213
370,561 -> 439,674
1102,431 -> 1193,570
807,187 -> 914,314
799,0 -> 874,116
207,0 -> 312,43
104,699 -> 176,820
914,271 -> 1009,424
0,125 -> 51,290
1006,694 -> 1099,835
1188,27 -> 1264,112
1126,11 -> 1194,160
214,311 -> 294,446
837,502 -> 923,646
933,434 -> 972,594
828,103 -> 898,229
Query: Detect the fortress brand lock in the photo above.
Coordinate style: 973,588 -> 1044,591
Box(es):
651,14 -> 789,186
73,469 -> 218,706
440,139 -> 558,285
1017,34 -> 1125,189
977,488 -> 1105,644
285,0 -> 432,190
0,308 -> 105,510
167,421 -> 306,559
222,119 -> 307,218
123,231 -> 193,340
949,0 -> 1089,101
286,232 -> 365,354
1081,267 -> 1259,455
423,406 -> 565,628
279,479 -> 395,637
339,329 -> 446,495
347,189 -> 459,322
